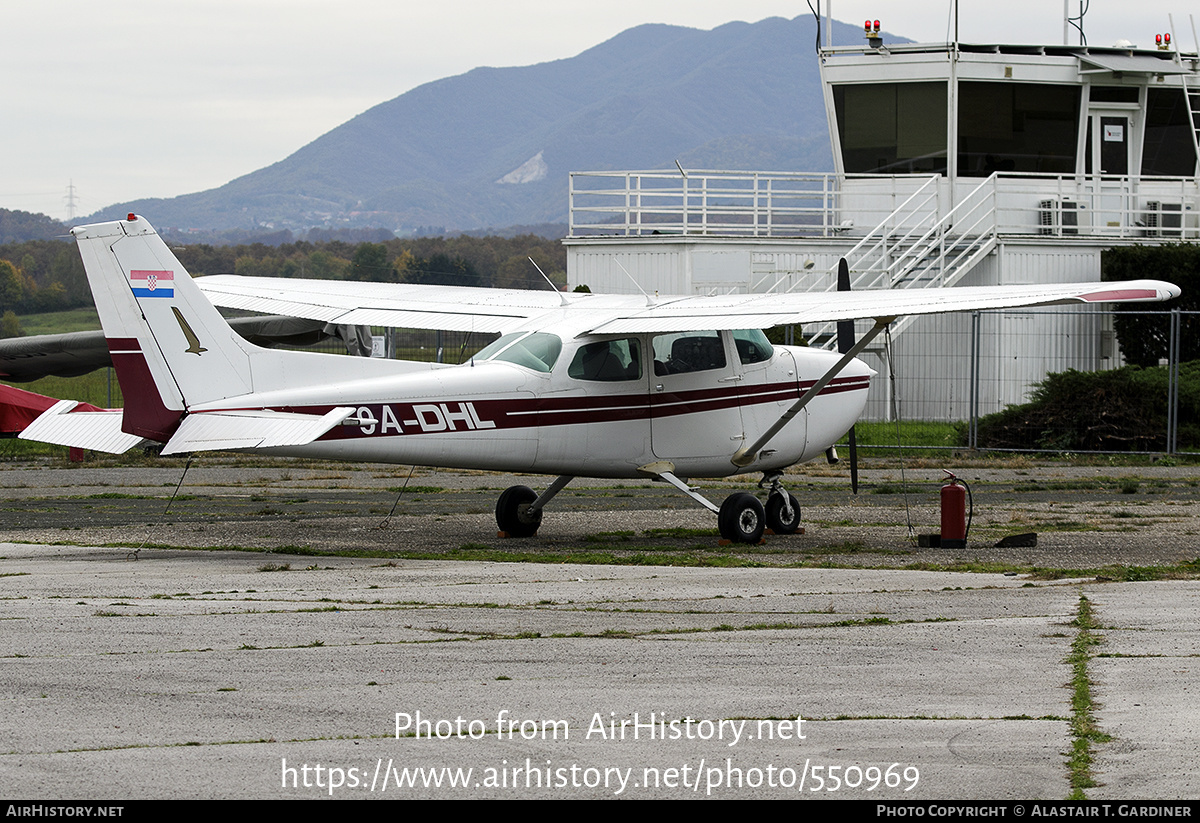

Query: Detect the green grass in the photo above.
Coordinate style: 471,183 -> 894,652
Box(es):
17,308 -> 102,336
1066,595 -> 1111,799
5,370 -> 123,409
839,420 -> 961,455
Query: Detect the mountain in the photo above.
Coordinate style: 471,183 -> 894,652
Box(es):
0,209 -> 70,244
91,16 -> 869,234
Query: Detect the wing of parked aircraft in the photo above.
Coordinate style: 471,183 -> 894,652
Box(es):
194,273 -> 1179,335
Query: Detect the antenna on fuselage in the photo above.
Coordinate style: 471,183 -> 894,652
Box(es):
528,257 -> 569,306
614,259 -> 656,307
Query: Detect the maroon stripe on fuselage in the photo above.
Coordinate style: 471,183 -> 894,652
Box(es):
208,374 -> 871,441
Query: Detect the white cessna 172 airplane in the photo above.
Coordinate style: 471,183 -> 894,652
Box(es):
20,215 -> 1180,543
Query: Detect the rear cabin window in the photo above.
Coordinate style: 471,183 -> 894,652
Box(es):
568,338 -> 643,381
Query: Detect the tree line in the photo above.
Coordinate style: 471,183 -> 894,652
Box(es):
0,232 -> 569,329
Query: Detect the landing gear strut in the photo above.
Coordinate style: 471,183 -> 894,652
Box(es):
638,463 -> 802,544
761,473 -> 801,534
495,475 -> 574,538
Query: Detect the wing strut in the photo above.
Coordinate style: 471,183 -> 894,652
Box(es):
731,317 -> 893,468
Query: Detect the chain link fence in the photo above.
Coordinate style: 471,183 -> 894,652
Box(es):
853,308 -> 1194,455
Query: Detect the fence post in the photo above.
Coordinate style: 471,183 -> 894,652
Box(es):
969,311 -> 981,450
1168,309 -> 1181,455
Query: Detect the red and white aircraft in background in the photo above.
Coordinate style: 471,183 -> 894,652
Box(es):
21,215 -> 1180,542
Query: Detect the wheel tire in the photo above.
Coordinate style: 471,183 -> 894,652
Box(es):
495,485 -> 541,537
717,493 -> 766,544
766,492 -> 802,534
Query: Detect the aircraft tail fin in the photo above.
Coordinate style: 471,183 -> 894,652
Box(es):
72,215 -> 255,441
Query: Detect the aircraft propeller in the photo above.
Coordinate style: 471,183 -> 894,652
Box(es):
836,258 -> 860,494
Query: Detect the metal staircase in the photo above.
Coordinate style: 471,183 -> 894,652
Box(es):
797,173 -> 1001,349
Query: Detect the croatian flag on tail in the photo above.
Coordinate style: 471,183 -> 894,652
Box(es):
130,269 -> 174,298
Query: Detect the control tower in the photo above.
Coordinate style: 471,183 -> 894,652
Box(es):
563,20 -> 1200,419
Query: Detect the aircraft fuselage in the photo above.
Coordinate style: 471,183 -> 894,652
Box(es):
193,331 -> 872,479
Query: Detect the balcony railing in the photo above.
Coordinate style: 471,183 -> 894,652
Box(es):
568,169 -> 1200,241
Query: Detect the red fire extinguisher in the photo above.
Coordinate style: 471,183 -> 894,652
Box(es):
940,471 -> 971,549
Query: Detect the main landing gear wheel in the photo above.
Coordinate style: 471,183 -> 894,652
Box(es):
718,493 -> 765,544
496,485 -> 542,537
766,492 -> 801,534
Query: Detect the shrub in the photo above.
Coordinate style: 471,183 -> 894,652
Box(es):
966,362 -> 1200,451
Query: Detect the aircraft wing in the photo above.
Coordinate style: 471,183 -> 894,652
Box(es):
196,275 -> 1179,335
0,316 -> 371,383
196,275 -> 572,334
585,280 -> 1180,333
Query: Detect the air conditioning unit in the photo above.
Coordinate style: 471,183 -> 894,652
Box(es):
1038,198 -> 1086,235
1142,201 -> 1183,238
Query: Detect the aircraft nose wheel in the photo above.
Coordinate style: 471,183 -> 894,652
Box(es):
766,492 -> 801,534
496,485 -> 542,537
717,492 -> 765,543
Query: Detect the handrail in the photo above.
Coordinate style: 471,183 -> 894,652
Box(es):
802,174 -> 1000,348
568,170 -> 942,238
570,169 -> 1199,241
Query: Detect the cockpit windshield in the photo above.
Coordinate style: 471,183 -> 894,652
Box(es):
473,332 -> 562,373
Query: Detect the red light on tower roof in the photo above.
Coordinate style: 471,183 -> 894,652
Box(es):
1165,33 -> 1171,44
874,20 -> 881,32
865,19 -> 871,31
127,213 -> 136,222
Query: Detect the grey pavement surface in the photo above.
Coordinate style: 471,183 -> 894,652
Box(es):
0,458 -> 1198,799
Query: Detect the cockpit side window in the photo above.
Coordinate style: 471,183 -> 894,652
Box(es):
568,338 -> 643,381
652,331 -> 727,375
732,329 -> 774,364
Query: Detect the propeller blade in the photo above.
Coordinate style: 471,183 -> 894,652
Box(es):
836,259 -> 854,353
836,258 -> 859,495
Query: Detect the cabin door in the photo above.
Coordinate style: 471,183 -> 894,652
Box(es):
649,330 -> 743,461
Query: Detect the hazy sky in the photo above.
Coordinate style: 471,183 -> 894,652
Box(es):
2,1 -> 1191,221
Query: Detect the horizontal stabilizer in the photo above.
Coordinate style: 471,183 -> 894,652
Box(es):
161,407 -> 357,456
19,400 -> 145,454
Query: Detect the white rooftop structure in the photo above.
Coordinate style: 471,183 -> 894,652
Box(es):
563,20 -> 1200,421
